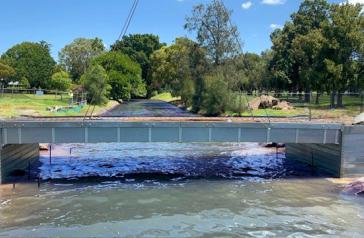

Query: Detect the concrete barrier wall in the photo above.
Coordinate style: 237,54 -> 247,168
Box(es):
341,126 -> 364,177
0,144 -> 39,184
286,143 -> 342,177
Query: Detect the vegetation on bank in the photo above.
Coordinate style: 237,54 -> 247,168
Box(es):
0,0 -> 362,117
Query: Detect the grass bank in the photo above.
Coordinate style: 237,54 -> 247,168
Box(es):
0,93 -> 118,119
153,92 -> 362,121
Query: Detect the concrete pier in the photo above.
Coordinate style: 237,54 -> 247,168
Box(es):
286,125 -> 364,178
286,144 -> 342,177
0,144 -> 39,184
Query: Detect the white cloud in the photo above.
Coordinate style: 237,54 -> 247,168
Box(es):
242,1 -> 253,9
270,24 -> 283,29
345,0 -> 364,4
262,0 -> 286,5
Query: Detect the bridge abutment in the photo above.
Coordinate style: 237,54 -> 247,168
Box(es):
340,126 -> 364,177
286,126 -> 364,178
285,144 -> 342,177
0,144 -> 39,184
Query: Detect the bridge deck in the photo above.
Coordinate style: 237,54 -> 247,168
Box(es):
0,119 -> 342,145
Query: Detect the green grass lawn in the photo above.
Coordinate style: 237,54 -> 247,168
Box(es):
151,92 -> 180,102
151,92 -> 362,119
0,93 -> 118,119
227,93 -> 362,119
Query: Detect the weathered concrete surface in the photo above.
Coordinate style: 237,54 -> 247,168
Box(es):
0,144 -> 39,184
341,126 -> 364,177
286,143 -> 342,177
287,125 -> 364,178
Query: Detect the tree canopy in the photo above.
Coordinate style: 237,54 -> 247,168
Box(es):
185,0 -> 240,65
0,61 -> 16,83
50,71 -> 72,91
59,38 -> 105,81
1,41 -> 56,88
80,65 -> 110,105
111,34 -> 165,96
94,51 -> 146,102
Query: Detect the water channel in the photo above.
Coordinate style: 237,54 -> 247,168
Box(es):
0,100 -> 363,237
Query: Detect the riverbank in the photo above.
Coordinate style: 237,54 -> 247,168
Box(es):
153,92 -> 360,124
0,93 -> 119,119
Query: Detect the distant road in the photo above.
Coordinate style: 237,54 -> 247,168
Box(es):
101,99 -> 196,117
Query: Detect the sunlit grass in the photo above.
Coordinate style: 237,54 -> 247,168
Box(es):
151,92 -> 180,102
0,93 -> 118,118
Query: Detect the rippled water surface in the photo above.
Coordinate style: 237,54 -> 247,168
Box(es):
1,177 -> 364,237
0,143 -> 364,237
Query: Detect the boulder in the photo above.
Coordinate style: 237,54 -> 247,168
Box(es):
249,96 -> 292,110
273,101 -> 293,110
354,113 -> 364,125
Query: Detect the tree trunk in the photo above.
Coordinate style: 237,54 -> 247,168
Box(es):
315,92 -> 321,105
330,91 -> 336,109
337,92 -> 344,108
304,90 -> 311,103
298,91 -> 303,102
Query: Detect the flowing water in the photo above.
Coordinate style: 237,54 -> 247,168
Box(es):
1,100 -> 363,237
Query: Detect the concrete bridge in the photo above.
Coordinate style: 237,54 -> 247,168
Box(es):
0,119 -> 363,183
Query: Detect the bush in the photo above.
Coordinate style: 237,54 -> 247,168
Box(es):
50,71 -> 72,91
201,73 -> 231,116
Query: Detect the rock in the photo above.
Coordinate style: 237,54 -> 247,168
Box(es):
354,113 -> 364,125
249,96 -> 292,110
343,178 -> 364,195
273,101 -> 293,110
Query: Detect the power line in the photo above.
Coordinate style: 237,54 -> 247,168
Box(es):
117,0 -> 139,41
83,0 -> 140,120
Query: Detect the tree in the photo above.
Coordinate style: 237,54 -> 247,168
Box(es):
94,52 -> 146,102
80,65 -> 110,105
1,41 -> 56,88
201,72 -> 230,116
185,0 -> 240,65
149,38 -> 207,109
50,71 -> 72,91
269,0 -> 330,102
0,61 -> 16,84
59,38 -> 105,81
111,34 -> 165,96
322,2 -> 364,107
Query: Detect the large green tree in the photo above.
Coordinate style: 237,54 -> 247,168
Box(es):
50,71 -> 72,91
59,38 -> 105,81
322,2 -> 364,107
80,65 -> 110,105
1,41 -> 56,88
185,0 -> 240,66
0,61 -> 16,84
94,52 -> 146,102
150,38 -> 207,110
111,34 -> 165,96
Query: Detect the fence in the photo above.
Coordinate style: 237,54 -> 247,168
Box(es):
229,91 -> 364,122
0,87 -> 87,105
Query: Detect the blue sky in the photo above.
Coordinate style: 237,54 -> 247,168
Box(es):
0,0 -> 349,61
